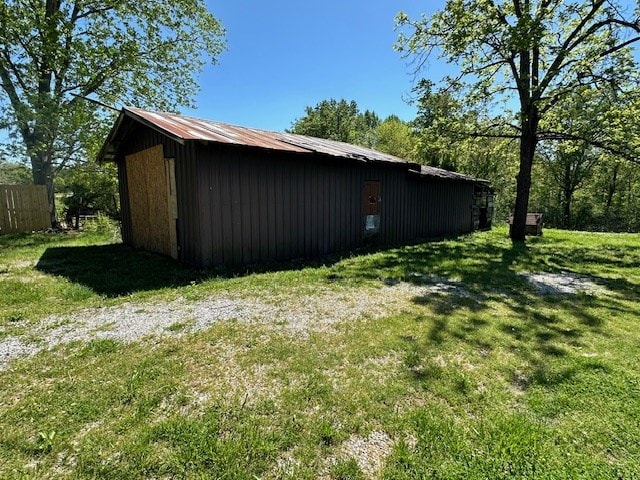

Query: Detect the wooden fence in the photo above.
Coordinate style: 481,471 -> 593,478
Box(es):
0,184 -> 51,235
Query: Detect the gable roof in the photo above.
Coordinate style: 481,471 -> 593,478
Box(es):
99,107 -> 488,184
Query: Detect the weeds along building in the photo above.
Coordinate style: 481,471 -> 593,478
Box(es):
98,107 -> 493,267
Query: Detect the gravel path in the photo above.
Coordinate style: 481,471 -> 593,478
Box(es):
521,271 -> 605,295
2,270 -> 604,370
0,281 -> 461,370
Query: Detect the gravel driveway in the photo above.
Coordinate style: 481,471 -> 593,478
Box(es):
1,270 -> 604,370
0,282 -> 448,370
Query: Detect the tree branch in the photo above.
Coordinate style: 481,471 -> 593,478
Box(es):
539,130 -> 639,163
0,61 -> 31,141
537,0 -> 607,97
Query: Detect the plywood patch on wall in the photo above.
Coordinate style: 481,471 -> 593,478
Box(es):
125,145 -> 177,258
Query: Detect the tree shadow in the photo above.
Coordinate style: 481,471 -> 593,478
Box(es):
375,234 -> 640,395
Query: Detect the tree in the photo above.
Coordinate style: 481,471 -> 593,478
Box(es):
541,142 -> 598,227
289,99 -> 380,147
411,83 -> 519,220
396,0 -> 640,241
374,115 -> 416,160
0,0 -> 225,226
57,158 -> 118,227
0,157 -> 31,184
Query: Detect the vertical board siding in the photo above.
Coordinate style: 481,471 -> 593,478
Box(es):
196,146 -> 358,267
125,145 -> 172,256
0,184 -> 51,235
116,125 -> 480,267
194,146 -> 477,268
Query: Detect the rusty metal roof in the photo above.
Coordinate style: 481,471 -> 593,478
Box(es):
124,107 -> 409,165
417,165 -> 489,184
100,107 -> 487,183
126,108 -> 309,153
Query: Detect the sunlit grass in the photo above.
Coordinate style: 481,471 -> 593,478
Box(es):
1,226 -> 639,478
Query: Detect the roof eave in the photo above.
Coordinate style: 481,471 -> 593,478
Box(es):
123,107 -> 187,146
97,107 -> 187,163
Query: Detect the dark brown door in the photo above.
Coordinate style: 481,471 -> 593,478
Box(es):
363,181 -> 381,215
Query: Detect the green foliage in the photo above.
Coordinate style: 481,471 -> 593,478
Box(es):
530,155 -> 640,232
289,99 -> 380,147
411,83 -> 518,221
58,160 -> 119,223
396,0 -> 640,239
331,458 -> 365,479
526,86 -> 640,231
0,0 -> 226,222
36,430 -> 57,454
0,158 -> 31,184
374,115 -> 417,160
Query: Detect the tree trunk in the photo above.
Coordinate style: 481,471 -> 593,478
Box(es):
30,149 -> 58,228
562,187 -> 572,229
604,163 -> 619,219
562,162 -> 573,228
510,127 -> 538,242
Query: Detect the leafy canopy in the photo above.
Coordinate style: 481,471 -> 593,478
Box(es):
288,99 -> 380,148
396,0 -> 640,240
0,0 -> 226,166
396,0 -> 640,154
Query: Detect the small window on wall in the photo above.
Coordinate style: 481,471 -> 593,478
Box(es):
363,180 -> 381,236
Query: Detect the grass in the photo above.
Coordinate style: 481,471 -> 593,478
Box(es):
1,225 -> 639,478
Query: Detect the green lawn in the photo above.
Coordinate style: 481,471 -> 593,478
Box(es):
1,226 -> 639,479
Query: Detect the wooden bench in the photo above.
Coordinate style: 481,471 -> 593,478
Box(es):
508,213 -> 543,236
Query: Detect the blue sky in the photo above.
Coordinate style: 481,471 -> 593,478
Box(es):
2,1 -> 637,149
184,0 -> 439,131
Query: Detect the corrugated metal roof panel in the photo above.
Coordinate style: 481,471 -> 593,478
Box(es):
105,108 -> 488,184
417,165 -> 488,183
127,108 -> 309,152
278,133 -> 407,164
126,107 -> 410,162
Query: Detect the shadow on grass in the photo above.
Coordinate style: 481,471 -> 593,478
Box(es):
361,232 -> 640,393
36,244 -> 205,297
33,233 -> 475,298
34,242 -> 371,297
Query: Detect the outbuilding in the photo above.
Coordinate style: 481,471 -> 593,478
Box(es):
99,107 -> 493,267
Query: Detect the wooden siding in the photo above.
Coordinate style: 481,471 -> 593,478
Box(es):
124,145 -> 177,257
0,184 -> 51,235
115,124 -> 202,266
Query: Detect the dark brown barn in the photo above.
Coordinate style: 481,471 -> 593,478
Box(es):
99,107 -> 493,267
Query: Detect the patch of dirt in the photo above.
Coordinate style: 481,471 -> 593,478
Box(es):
339,430 -> 394,478
521,271 -> 605,295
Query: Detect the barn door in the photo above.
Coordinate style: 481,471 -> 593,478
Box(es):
125,145 -> 178,259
